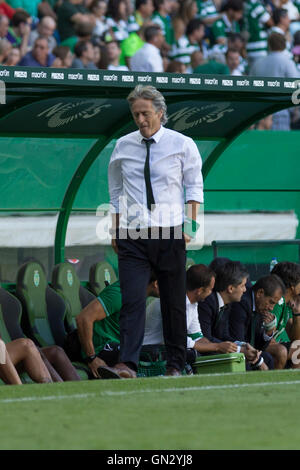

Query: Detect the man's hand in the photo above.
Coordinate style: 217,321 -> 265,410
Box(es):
216,341 -> 238,354
262,312 -> 277,334
88,357 -> 107,379
183,233 -> 191,244
244,343 -> 260,363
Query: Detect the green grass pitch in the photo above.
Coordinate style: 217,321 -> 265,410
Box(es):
0,369 -> 300,450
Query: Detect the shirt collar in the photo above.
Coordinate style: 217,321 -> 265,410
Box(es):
138,125 -> 164,144
216,292 -> 225,310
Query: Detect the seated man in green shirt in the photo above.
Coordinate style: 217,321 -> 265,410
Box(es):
269,261 -> 300,368
66,273 -> 159,379
211,0 -> 243,46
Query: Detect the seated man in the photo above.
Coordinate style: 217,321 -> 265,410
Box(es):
198,260 -> 269,370
143,264 -> 260,367
0,336 -> 52,385
18,36 -> 56,67
64,273 -> 160,379
269,261 -> 300,368
229,274 -> 286,369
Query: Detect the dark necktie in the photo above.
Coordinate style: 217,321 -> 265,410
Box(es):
143,138 -> 155,211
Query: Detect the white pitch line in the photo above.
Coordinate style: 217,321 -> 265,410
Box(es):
0,380 -> 300,404
100,379 -> 300,396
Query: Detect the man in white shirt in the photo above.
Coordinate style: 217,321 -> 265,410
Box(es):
130,23 -> 164,72
106,85 -> 203,378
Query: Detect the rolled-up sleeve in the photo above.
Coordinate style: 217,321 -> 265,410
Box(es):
183,138 -> 204,203
108,143 -> 123,213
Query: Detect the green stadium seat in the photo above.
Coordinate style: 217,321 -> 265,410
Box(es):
88,261 -> 118,296
51,262 -> 96,332
16,262 -> 66,348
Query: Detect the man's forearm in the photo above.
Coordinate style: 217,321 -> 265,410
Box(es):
186,200 -> 200,221
76,318 -> 96,357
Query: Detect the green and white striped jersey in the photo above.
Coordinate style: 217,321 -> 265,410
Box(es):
106,17 -> 129,41
243,0 -> 271,59
151,12 -> 174,45
169,35 -> 201,66
211,13 -> 240,43
196,0 -> 218,19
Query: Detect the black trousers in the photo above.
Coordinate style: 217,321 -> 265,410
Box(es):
116,227 -> 187,371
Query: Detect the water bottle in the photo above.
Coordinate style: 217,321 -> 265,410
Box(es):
270,257 -> 278,272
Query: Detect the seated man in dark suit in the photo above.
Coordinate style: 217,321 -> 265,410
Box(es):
229,274 -> 286,369
198,261 -> 263,368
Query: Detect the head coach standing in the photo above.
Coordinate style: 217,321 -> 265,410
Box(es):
105,85 -> 203,378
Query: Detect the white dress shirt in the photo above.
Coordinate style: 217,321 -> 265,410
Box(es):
143,295 -> 203,348
108,126 -> 203,229
130,42 -> 164,72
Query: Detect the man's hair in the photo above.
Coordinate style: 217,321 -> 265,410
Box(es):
53,45 -> 71,61
253,274 -> 285,297
227,32 -> 245,44
136,0 -> 150,10
186,18 -> 204,37
268,32 -> 286,51
11,10 -> 31,27
74,21 -> 95,37
186,264 -> 215,291
271,261 -> 300,289
143,24 -> 162,42
127,85 -> 168,125
74,40 -> 90,58
213,261 -> 249,292
222,0 -> 243,12
273,8 -> 288,25
225,47 -> 240,57
294,30 -> 300,46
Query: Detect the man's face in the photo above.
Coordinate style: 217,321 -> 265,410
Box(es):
84,42 -> 95,62
197,276 -> 215,302
131,98 -> 162,138
141,0 -> 154,17
193,25 -> 205,43
0,16 -> 9,37
229,8 -> 243,21
255,288 -> 282,314
226,51 -> 240,71
292,281 -> 300,297
106,41 -> 120,61
33,39 -> 49,62
227,277 -> 247,303
39,20 -> 56,38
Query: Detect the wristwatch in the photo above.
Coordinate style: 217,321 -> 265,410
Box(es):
86,354 -> 97,363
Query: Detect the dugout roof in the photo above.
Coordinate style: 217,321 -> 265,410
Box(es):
0,65 -> 298,262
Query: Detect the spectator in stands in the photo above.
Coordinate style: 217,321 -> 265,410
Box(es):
226,47 -> 242,74
127,0 -> 154,34
63,275 -> 160,379
71,39 -> 98,68
169,18 -> 205,73
165,59 -> 187,72
57,0 -> 94,43
130,23 -> 164,71
151,0 -> 174,45
0,37 -> 11,63
211,0 -> 243,46
106,0 -> 129,42
250,33 -> 300,130
243,0 -> 273,65
193,51 -> 230,73
0,1 -> 15,19
255,114 -> 273,130
227,32 -> 248,73
51,44 -> 73,67
196,0 -> 221,27
270,8 -> 292,54
0,336 -> 53,385
143,264 -> 259,368
230,274 -> 286,370
270,262 -> 300,368
60,20 -> 94,52
89,0 -> 108,41
3,44 -> 19,64
105,39 -> 129,70
28,15 -> 57,52
0,14 -> 9,40
18,36 -> 56,66
172,0 -> 198,41
119,22 -> 145,67
6,9 -> 31,58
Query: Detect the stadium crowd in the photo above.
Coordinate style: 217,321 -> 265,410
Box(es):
1,259 -> 300,383
0,0 -> 300,127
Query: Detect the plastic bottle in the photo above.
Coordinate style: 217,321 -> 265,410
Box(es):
270,257 -> 278,272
